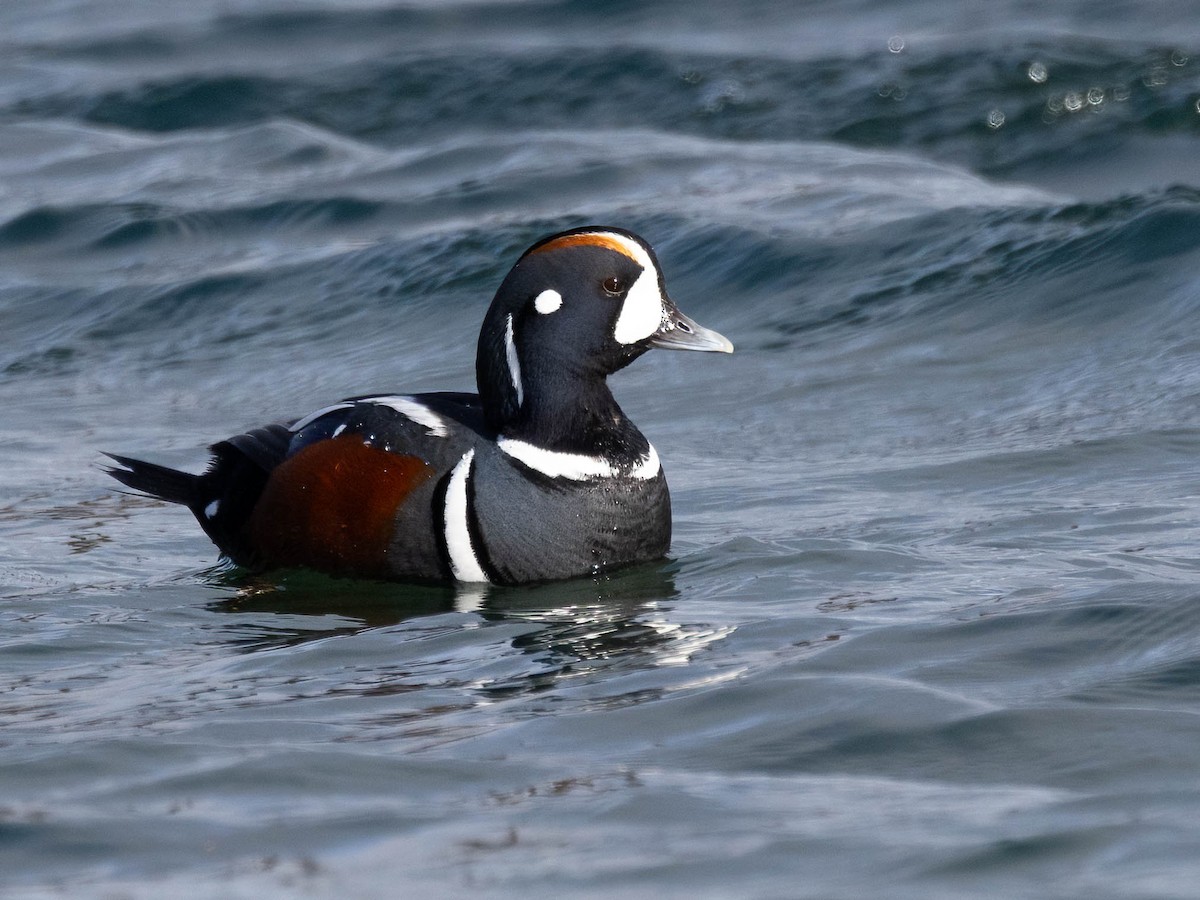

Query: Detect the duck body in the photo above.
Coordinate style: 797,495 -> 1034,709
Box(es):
108,227 -> 731,586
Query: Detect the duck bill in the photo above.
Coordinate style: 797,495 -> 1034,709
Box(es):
650,302 -> 734,353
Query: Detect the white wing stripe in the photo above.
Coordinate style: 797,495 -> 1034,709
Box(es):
289,402 -> 354,433
368,395 -> 449,437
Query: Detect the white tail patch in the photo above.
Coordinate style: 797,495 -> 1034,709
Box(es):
498,438 -> 660,481
444,449 -> 490,583
505,314 -> 524,408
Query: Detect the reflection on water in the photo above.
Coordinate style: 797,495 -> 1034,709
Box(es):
199,561 -> 733,686
206,568 -> 462,642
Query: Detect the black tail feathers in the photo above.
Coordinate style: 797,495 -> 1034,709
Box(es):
104,453 -> 199,507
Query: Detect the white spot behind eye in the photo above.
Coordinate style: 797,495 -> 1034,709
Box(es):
613,269 -> 665,345
534,289 -> 563,314
204,499 -> 220,519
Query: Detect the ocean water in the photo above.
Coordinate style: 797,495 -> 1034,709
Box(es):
4,0 -> 1200,896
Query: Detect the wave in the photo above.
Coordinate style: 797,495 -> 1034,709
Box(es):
8,28 -> 1197,191
2,117 -> 1197,389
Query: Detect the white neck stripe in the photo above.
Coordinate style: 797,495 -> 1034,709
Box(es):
504,313 -> 524,409
497,438 -> 660,481
443,449 -> 490,583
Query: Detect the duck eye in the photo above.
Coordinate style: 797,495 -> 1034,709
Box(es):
602,276 -> 626,296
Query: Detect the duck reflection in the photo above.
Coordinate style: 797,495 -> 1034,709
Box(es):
204,562 -> 683,668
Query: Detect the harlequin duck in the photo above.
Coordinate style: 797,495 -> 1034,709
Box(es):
107,226 -> 733,585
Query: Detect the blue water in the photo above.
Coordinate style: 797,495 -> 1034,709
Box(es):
4,1 -> 1200,897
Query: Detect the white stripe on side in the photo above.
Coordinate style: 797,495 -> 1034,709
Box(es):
497,438 -> 661,481
288,402 -> 354,433
504,313 -> 524,409
368,395 -> 449,437
444,449 -> 490,583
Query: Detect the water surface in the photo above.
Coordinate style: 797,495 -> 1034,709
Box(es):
4,1 -> 1200,897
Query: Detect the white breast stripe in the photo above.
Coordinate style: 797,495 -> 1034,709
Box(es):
497,438 -> 661,481
289,402 -> 353,433
444,449 -> 489,583
505,314 -> 523,408
631,443 -> 661,480
368,395 -> 449,437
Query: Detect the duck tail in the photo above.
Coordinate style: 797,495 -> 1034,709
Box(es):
103,453 -> 198,506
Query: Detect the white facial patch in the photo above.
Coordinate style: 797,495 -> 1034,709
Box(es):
204,499 -> 220,519
368,395 -> 449,437
443,449 -> 490,583
613,268 -> 667,345
505,314 -> 524,408
534,289 -> 563,314
498,438 -> 661,481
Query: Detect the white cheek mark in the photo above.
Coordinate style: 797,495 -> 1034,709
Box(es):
204,499 -> 220,519
534,289 -> 563,314
289,402 -> 353,433
368,395 -> 449,437
613,269 -> 666,345
498,438 -> 661,481
444,449 -> 490,583
505,314 -> 524,408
